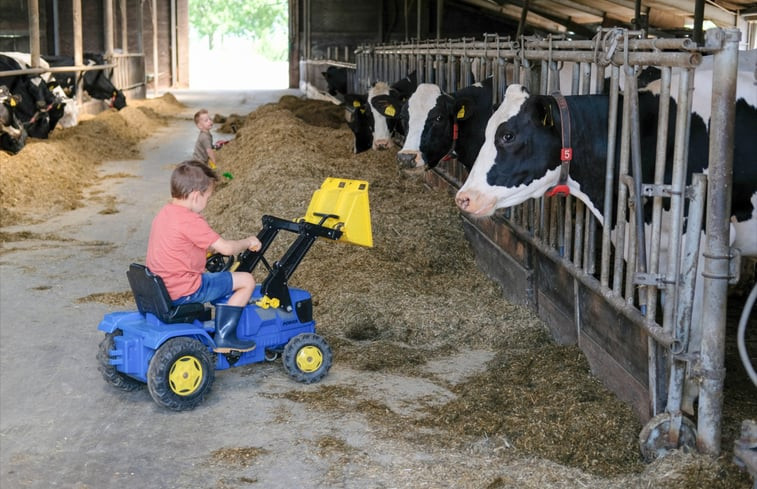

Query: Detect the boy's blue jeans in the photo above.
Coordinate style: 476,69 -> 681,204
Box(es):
172,272 -> 233,305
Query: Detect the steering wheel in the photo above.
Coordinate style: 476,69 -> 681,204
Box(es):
206,253 -> 235,273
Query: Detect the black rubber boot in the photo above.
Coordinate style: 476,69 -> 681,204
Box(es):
213,304 -> 256,353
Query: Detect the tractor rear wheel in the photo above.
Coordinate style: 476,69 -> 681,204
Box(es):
97,330 -> 144,391
283,333 -> 332,383
147,337 -> 215,411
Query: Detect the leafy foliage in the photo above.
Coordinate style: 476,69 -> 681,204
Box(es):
189,0 -> 287,59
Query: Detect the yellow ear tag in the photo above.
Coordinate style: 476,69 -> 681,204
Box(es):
385,105 -> 396,117
10,98 -> 16,107
352,100 -> 361,108
456,106 -> 466,119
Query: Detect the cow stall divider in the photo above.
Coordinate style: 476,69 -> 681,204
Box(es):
308,27 -> 750,461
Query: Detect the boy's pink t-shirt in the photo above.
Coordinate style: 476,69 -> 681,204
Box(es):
146,203 -> 220,300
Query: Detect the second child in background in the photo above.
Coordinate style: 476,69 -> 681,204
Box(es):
193,109 -> 217,169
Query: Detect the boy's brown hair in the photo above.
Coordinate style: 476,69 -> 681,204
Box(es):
171,160 -> 218,199
194,108 -> 209,125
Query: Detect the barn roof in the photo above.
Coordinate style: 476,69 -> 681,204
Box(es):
453,0 -> 757,38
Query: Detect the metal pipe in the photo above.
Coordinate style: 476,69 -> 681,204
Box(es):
611,69 -> 631,297
661,67 -> 694,343
665,173 -> 707,445
601,65 -> 619,288
0,64 -> 115,78
697,27 -> 740,458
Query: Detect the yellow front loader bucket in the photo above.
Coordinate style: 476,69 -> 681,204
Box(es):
303,178 -> 373,248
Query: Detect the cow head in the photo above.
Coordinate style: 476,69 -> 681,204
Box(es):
110,89 -> 127,110
343,93 -> 374,154
389,79 -> 493,171
389,83 -> 446,169
0,86 -> 27,154
456,84 -> 563,217
322,66 -> 348,97
366,82 -> 394,150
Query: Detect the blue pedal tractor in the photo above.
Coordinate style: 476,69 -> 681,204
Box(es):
97,178 -> 373,411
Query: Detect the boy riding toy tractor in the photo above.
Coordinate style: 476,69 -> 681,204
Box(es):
97,178 -> 372,411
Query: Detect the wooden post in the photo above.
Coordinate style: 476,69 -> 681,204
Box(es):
288,0 -> 300,89
27,0 -> 40,67
104,0 -> 114,56
152,0 -> 159,95
73,0 -> 83,104
120,0 -> 128,53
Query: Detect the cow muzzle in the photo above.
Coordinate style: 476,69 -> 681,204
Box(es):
396,151 -> 423,169
372,138 -> 393,151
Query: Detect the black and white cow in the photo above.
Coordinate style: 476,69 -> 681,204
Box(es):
0,53 -> 65,139
43,53 -> 127,110
322,66 -> 349,97
0,85 -> 27,154
456,64 -> 756,412
344,71 -> 418,153
382,77 -> 495,170
455,82 -> 756,254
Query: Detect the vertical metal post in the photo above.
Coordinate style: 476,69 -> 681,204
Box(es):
697,27 -> 740,457
601,65 -> 619,289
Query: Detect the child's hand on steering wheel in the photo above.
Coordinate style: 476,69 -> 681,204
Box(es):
247,236 -> 262,252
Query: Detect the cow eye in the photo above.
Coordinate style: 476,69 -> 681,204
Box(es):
497,131 -> 514,146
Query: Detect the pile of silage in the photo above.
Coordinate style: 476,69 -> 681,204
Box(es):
206,96 -> 544,352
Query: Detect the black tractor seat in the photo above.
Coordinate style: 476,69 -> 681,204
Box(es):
126,263 -> 211,324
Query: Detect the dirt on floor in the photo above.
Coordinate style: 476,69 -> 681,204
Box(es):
1,91 -> 755,489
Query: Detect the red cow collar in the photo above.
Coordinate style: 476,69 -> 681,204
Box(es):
546,91 -> 572,197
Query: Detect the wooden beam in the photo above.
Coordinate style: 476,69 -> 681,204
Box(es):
27,0 -> 40,67
646,0 -> 735,26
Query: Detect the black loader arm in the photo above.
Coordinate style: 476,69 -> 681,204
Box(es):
236,214 -> 343,311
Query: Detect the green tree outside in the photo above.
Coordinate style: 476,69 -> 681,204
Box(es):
189,0 -> 287,61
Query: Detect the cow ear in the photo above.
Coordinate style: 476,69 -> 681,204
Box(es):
530,95 -> 555,127
454,97 -> 474,121
343,93 -> 366,109
371,95 -> 400,119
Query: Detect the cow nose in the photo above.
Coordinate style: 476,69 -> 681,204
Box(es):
373,139 -> 393,150
397,152 -> 415,168
455,192 -> 470,211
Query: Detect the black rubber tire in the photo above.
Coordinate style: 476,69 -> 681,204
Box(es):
282,333 -> 332,384
147,337 -> 215,411
97,330 -> 144,391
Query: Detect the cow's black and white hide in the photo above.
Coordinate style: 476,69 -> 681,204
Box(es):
0,85 -> 27,154
380,77 -> 495,170
0,53 -> 65,139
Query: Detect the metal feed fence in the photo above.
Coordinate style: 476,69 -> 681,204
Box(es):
335,27 -> 745,458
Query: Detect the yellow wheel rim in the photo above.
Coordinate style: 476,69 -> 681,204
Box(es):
169,355 -> 204,396
295,346 -> 323,373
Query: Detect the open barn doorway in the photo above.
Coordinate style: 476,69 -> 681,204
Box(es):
187,0 -> 289,89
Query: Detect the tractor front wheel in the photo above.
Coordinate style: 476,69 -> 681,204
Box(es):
147,337 -> 215,411
97,330 -> 144,391
283,333 -> 332,384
